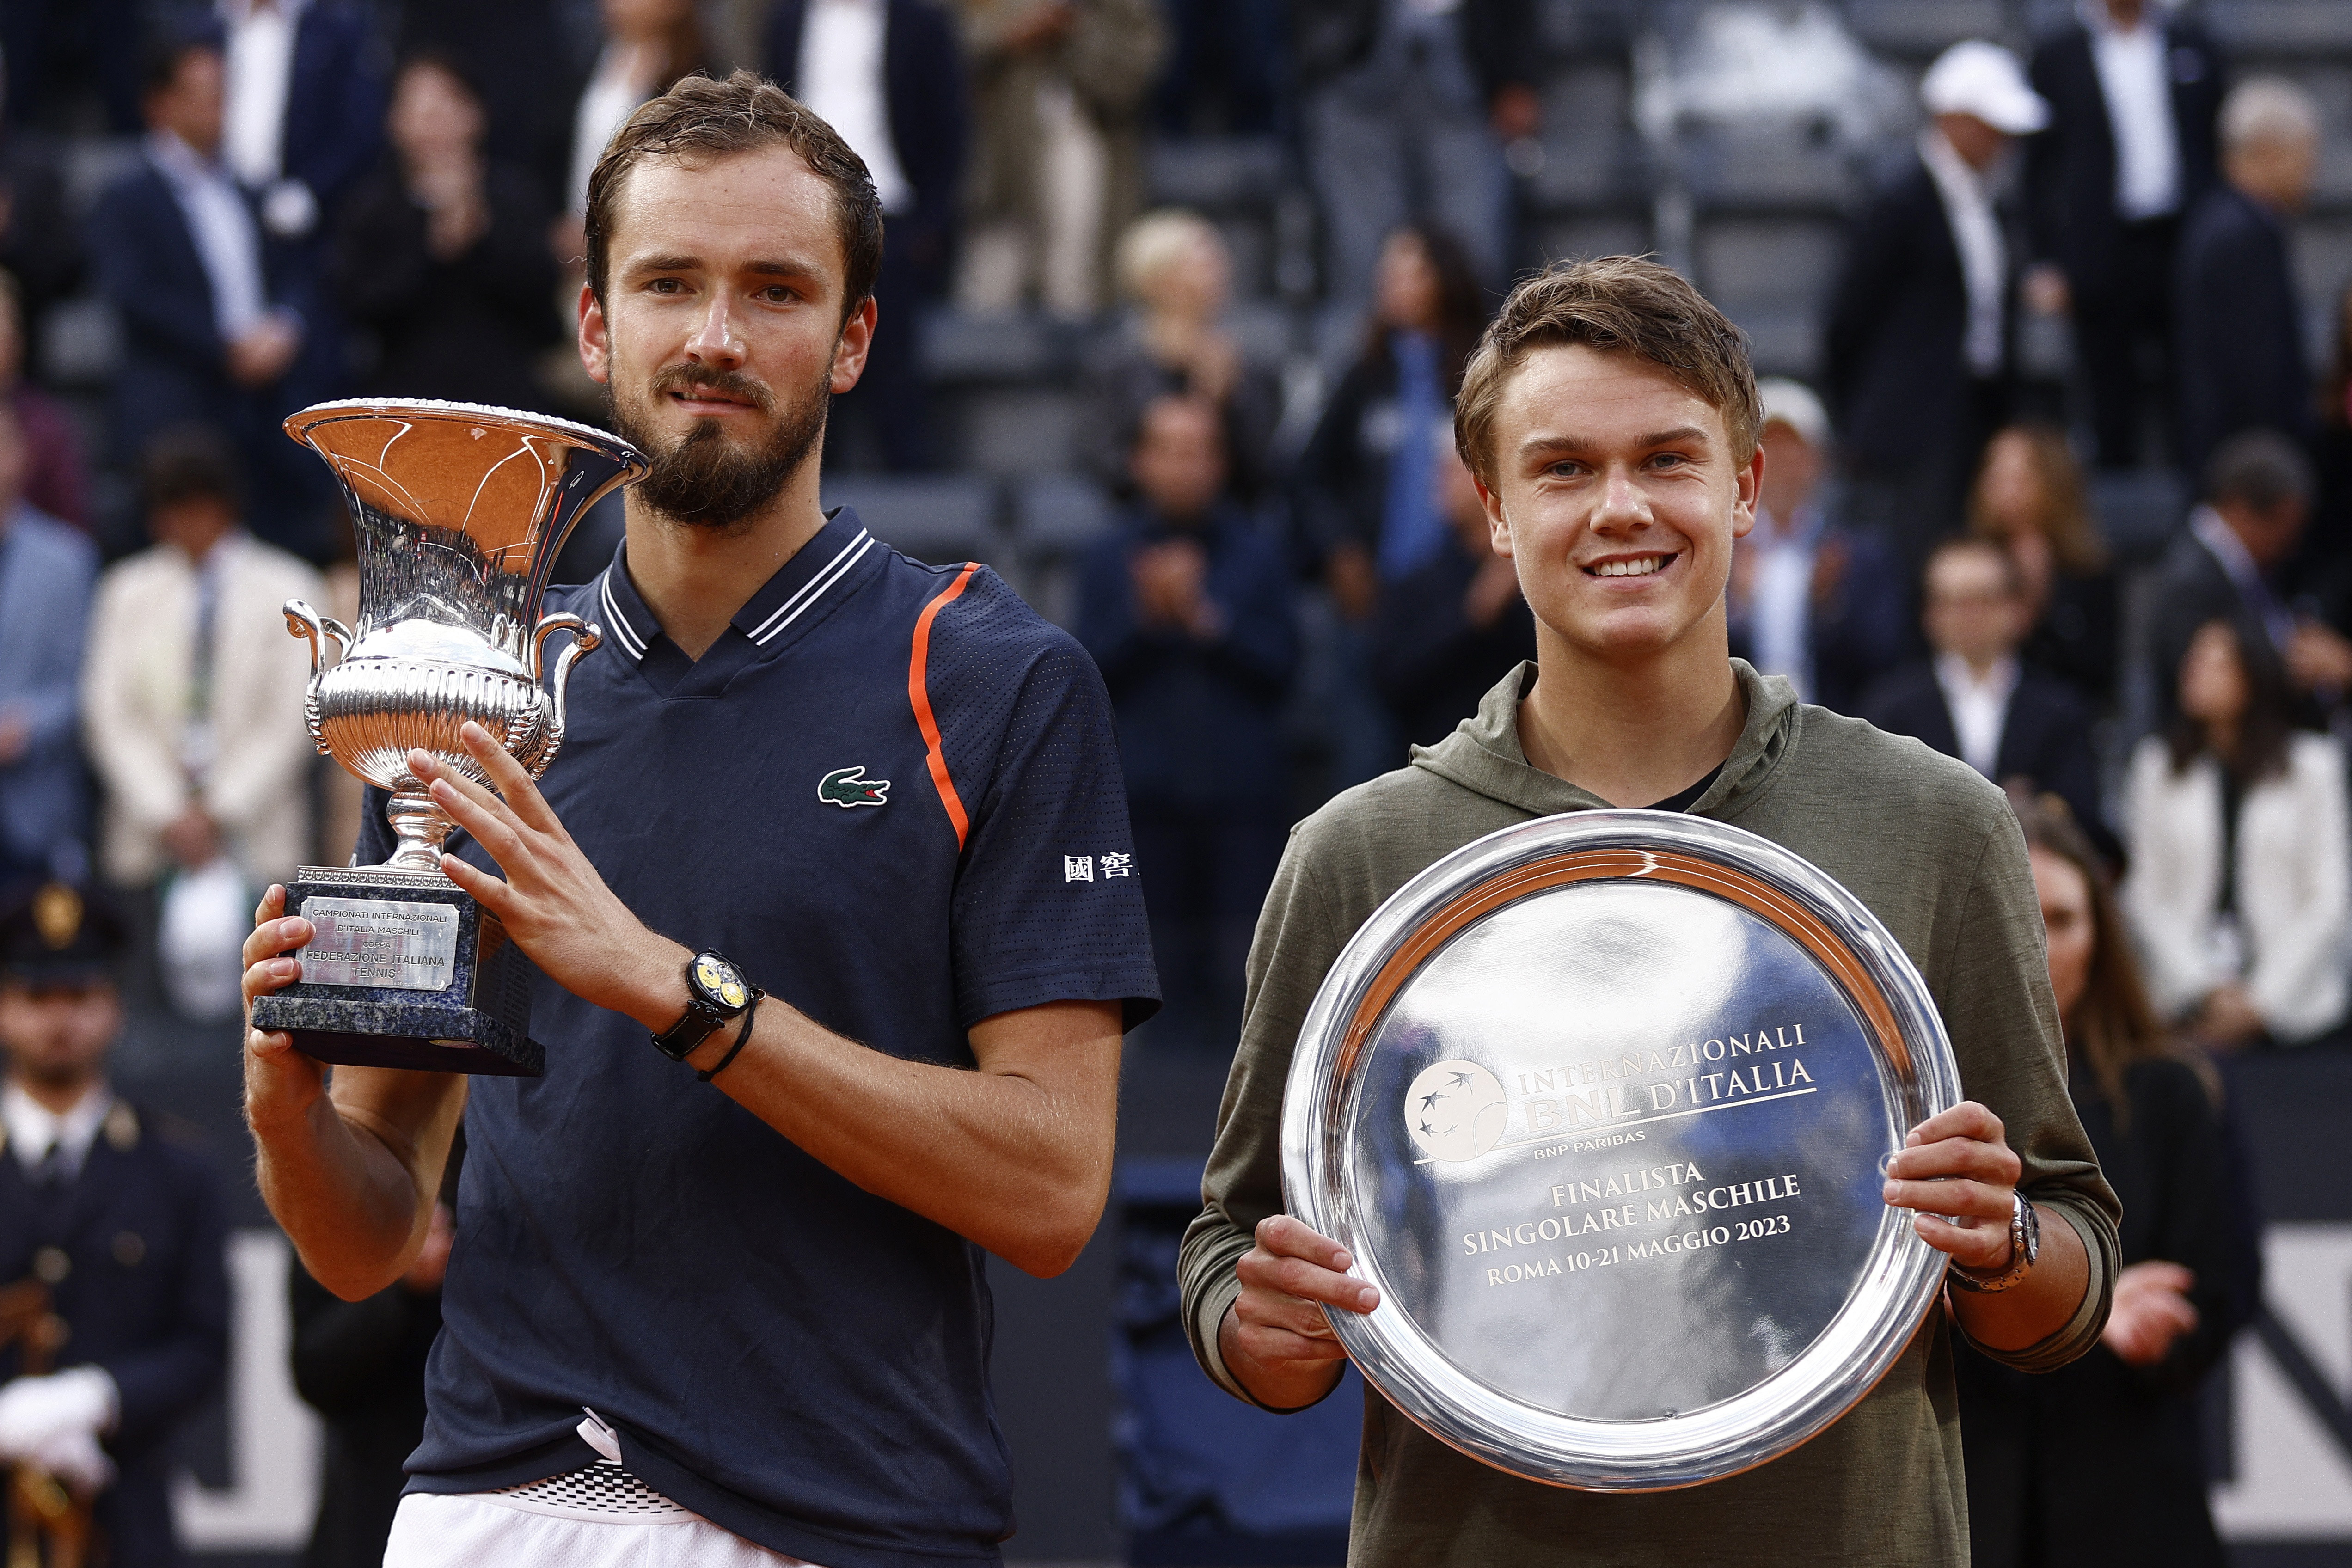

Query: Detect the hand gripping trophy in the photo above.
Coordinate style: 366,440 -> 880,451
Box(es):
246,401 -> 647,1075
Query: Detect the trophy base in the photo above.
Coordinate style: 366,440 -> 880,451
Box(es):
250,865 -> 545,1078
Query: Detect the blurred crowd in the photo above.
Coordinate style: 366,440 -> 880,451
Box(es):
0,0 -> 2344,1563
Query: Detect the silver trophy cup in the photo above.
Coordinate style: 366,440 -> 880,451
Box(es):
248,400 -> 648,1075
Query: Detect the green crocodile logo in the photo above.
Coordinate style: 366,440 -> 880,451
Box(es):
818,766 -> 891,808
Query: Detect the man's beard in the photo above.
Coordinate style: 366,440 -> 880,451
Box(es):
609,361 -> 830,533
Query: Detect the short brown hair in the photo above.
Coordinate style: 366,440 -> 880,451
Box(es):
583,70 -> 882,325
1454,257 -> 1762,484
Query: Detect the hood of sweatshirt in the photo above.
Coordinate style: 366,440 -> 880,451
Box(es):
1410,658 -> 1803,820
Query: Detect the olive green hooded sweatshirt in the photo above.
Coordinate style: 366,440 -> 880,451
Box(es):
1179,661 -> 2119,1568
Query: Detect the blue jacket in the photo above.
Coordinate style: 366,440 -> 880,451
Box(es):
0,1101 -> 229,1568
1077,504 -> 1296,814
274,3 -> 389,228
0,505 -> 95,874
2176,184 -> 2310,472
86,153 -> 290,459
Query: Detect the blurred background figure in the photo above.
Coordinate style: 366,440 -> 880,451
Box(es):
2023,0 -> 2223,472
0,130 -> 84,398
1862,535 -> 2110,854
956,0 -> 1165,319
2309,278 -> 2352,619
2123,617 -> 2349,1049
768,0 -> 968,471
89,32 -> 315,557
79,428 -> 321,1015
546,0 -> 706,260
2176,77 -> 2322,472
1298,224 -> 1484,789
1957,790 -> 2249,1568
1081,208 -> 1280,502
1292,0 -> 1534,307
0,879 -> 227,1567
331,52 -> 559,413
291,1185 -> 453,1568
0,406 -> 95,898
1825,41 -> 2046,558
1371,441 -> 1532,749
1725,376 -> 1905,713
0,272 -> 90,533
1078,395 -> 1292,1053
217,0 -> 386,257
1965,423 -> 2119,708
2149,430 -> 2352,725
217,0 -> 387,429
0,0 -> 144,135
1152,0 -> 1284,139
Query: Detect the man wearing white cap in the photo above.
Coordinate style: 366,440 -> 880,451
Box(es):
1825,41 -> 2050,555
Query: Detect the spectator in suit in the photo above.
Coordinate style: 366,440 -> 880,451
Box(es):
291,1196 -> 451,1568
1293,0 -> 1535,306
0,408 -> 95,894
1825,42 -> 2048,560
1077,395 -> 1294,1051
87,35 -> 317,556
2023,0 -> 2224,469
2176,78 -> 2322,473
1966,423 -> 2120,707
1724,377 -> 1907,714
2147,430 -> 2352,725
1298,223 -> 1486,789
1958,790 -> 2248,1568
218,0 -> 388,252
79,428 -> 324,899
1862,535 -> 2110,855
0,880 -> 229,1568
768,0 -> 967,470
330,52 -> 559,413
2122,617 -> 2350,1047
955,0 -> 1166,318
1372,442 -> 1534,748
0,275 -> 90,533
1079,209 -> 1281,501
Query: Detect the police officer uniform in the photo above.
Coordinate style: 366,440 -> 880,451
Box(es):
0,884 -> 228,1566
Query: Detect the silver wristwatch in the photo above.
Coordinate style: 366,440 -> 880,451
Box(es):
1948,1192 -> 2040,1293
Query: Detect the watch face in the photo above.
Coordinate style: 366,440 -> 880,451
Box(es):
694,954 -> 749,1010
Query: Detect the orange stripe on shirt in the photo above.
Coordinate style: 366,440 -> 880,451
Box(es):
909,563 -> 980,848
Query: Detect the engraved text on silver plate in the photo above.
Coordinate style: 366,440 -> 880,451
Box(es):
300,899 -> 459,991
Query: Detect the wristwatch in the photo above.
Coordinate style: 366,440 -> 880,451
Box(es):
651,951 -> 759,1061
1948,1192 -> 2040,1293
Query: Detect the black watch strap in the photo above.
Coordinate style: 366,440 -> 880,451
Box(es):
650,1005 -> 727,1061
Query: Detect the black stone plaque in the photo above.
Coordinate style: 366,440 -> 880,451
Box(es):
250,865 -> 542,1076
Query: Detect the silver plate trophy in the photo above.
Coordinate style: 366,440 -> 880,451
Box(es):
247,400 -> 647,1076
1280,810 -> 1961,1490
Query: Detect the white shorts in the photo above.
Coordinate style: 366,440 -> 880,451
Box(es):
384,1466 -> 821,1568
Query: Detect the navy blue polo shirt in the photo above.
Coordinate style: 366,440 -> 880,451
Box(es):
361,509 -> 1158,1568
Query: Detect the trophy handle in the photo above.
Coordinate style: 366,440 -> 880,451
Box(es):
283,599 -> 354,677
527,613 -> 603,779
